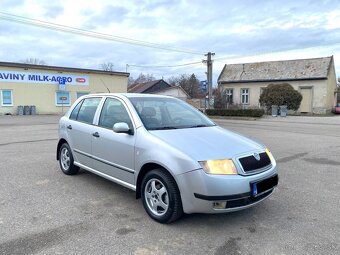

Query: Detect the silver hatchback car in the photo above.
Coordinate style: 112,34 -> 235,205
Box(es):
57,94 -> 278,223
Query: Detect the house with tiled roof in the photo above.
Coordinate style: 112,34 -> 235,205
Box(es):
128,79 -> 171,93
128,79 -> 189,100
218,56 -> 337,114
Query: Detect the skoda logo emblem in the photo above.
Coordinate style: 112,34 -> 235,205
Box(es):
253,153 -> 261,161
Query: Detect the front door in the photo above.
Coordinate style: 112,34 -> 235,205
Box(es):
91,97 -> 135,185
299,88 -> 313,113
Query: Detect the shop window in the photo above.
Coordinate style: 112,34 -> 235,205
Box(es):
241,88 -> 249,104
1,90 -> 13,106
77,92 -> 89,99
55,91 -> 70,106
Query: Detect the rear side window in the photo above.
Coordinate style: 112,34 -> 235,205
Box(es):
76,98 -> 101,124
70,100 -> 83,120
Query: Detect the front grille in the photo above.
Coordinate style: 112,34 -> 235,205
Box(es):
239,152 -> 271,173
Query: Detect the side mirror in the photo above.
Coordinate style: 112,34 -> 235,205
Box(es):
113,122 -> 133,135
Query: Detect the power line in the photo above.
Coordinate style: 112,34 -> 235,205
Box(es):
0,11 -> 204,55
130,66 -> 205,76
2,12 -> 339,66
127,61 -> 204,68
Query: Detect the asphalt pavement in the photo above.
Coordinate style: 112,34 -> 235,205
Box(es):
0,114 -> 339,255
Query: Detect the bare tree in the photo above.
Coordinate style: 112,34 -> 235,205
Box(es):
128,76 -> 135,86
130,73 -> 156,84
21,58 -> 47,65
167,73 -> 203,98
213,87 -> 228,109
100,62 -> 114,71
167,75 -> 179,86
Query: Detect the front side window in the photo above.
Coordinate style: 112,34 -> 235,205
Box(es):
241,88 -> 249,104
130,97 -> 215,130
56,91 -> 70,106
76,97 -> 101,124
1,90 -> 13,106
225,89 -> 233,104
98,98 -> 132,129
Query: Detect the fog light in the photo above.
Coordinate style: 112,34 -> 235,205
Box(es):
212,201 -> 227,209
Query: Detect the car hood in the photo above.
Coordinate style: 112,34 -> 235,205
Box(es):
149,126 -> 264,161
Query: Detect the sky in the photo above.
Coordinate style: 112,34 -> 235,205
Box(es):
0,0 -> 340,85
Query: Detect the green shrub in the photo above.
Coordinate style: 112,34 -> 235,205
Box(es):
206,108 -> 265,117
259,83 -> 302,111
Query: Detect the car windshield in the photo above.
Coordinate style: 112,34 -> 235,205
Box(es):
129,97 -> 215,130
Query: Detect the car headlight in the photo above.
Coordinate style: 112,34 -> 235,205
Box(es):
265,148 -> 275,162
199,159 -> 237,175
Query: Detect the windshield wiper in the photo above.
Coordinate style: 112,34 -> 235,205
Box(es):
188,124 -> 210,128
150,126 -> 178,130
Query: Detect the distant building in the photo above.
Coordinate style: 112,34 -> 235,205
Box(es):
128,79 -> 190,100
0,61 -> 129,115
128,79 -> 171,93
218,56 -> 337,114
150,86 -> 190,101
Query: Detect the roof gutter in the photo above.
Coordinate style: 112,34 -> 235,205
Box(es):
0,61 -> 130,77
218,77 -> 328,84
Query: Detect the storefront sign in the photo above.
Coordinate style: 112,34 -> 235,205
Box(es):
0,70 -> 89,85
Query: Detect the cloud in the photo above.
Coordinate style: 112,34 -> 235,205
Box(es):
0,0 -> 339,84
84,5 -> 129,29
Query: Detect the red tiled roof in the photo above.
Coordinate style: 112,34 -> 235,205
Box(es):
128,79 -> 164,93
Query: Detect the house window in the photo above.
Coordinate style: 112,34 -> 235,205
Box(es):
55,91 -> 71,106
1,90 -> 13,106
241,88 -> 249,104
77,92 -> 89,99
260,87 -> 266,95
225,89 -> 233,104
259,87 -> 266,107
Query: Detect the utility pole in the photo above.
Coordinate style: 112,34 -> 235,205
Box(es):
204,52 -> 215,109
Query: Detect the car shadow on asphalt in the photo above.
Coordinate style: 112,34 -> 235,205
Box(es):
76,169 -> 136,197
73,168 -> 274,228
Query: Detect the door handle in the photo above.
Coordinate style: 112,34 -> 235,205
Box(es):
67,125 -> 72,130
92,132 -> 100,138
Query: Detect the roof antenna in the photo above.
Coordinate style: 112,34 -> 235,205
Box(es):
100,78 -> 111,93
240,64 -> 245,79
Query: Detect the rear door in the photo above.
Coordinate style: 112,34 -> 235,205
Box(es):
66,97 -> 102,168
91,97 -> 136,185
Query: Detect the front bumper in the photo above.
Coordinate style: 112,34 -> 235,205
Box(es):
176,166 -> 278,214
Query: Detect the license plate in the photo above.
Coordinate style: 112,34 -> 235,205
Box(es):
251,174 -> 278,197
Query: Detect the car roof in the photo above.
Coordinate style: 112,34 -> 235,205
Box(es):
84,93 -> 173,99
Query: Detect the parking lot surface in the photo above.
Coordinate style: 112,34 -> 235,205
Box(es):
0,115 -> 339,255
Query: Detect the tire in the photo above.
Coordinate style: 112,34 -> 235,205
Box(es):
141,169 -> 183,223
58,143 -> 79,175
